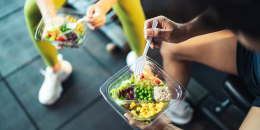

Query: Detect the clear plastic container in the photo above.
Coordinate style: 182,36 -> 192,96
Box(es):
100,57 -> 187,127
35,7 -> 90,48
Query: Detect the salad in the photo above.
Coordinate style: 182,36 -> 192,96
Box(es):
109,69 -> 171,124
42,16 -> 86,48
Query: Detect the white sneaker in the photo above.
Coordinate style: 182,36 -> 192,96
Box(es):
126,51 -> 138,66
38,54 -> 72,105
165,100 -> 194,125
126,51 -> 138,72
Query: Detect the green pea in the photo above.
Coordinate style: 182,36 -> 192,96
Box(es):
142,90 -> 144,93
148,90 -> 152,94
138,98 -> 142,100
145,90 -> 148,94
144,88 -> 147,91
136,89 -> 140,93
140,86 -> 144,90
140,95 -> 143,99
148,88 -> 152,91
144,97 -> 148,100
149,94 -> 152,97
148,98 -> 152,101
139,92 -> 142,96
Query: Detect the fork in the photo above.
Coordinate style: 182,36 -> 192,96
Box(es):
134,20 -> 158,77
66,18 -> 84,30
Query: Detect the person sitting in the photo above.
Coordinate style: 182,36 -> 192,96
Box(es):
125,0 -> 260,129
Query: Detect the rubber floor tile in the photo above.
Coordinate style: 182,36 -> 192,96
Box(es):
83,30 -> 126,74
0,9 -> 38,76
61,99 -> 132,130
0,81 -> 35,130
6,48 -> 111,130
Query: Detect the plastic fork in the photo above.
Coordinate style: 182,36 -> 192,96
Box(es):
66,18 -> 84,30
134,20 -> 158,77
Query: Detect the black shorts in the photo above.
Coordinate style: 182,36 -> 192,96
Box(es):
237,42 -> 260,107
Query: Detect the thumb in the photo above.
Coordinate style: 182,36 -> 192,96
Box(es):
86,6 -> 95,18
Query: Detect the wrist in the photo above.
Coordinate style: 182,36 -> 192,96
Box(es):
169,23 -> 189,43
179,23 -> 191,41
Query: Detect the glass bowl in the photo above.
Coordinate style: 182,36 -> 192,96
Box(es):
100,57 -> 187,127
35,7 -> 90,48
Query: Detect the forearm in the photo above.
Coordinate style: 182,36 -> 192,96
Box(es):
182,8 -> 224,40
240,106 -> 260,130
36,0 -> 56,19
96,0 -> 118,14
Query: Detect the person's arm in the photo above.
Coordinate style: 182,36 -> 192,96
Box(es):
36,0 -> 56,20
144,8 -> 224,48
240,106 -> 260,130
182,8 -> 223,41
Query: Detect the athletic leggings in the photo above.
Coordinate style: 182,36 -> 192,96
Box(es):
24,0 -> 145,67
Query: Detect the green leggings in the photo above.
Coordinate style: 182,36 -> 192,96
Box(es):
24,0 -> 145,67
113,0 -> 146,56
24,0 -> 60,67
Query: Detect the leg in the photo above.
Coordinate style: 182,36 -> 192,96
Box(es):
112,0 -> 146,56
24,0 -> 58,67
161,30 -> 238,87
24,0 -> 71,105
161,30 -> 237,124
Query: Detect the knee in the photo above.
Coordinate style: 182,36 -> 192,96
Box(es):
24,0 -> 39,18
160,42 -> 183,61
24,0 -> 33,15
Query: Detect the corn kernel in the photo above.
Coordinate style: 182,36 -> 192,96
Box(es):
139,113 -> 144,117
130,102 -> 136,109
66,16 -> 70,21
76,23 -> 84,34
131,110 -> 137,116
150,111 -> 156,116
140,108 -> 144,112
72,18 -> 77,23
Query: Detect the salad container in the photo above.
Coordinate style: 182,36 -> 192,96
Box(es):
100,57 -> 187,127
35,7 -> 90,48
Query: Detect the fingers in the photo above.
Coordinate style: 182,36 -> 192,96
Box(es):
124,113 -> 136,126
154,42 -> 161,48
145,28 -> 172,43
150,40 -> 161,49
56,45 -> 63,50
85,7 -> 106,30
86,5 -> 95,18
146,28 -> 169,39
86,19 -> 105,30
144,16 -> 173,40
144,18 -> 153,30
124,113 -> 148,130
144,16 -> 167,31
144,29 -> 153,39
143,17 -> 159,38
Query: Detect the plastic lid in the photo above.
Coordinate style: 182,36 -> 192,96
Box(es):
100,57 -> 187,127
35,7 -> 90,48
